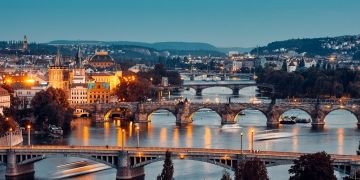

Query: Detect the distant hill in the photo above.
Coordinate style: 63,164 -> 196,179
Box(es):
251,35 -> 360,57
217,47 -> 254,54
48,40 -> 219,51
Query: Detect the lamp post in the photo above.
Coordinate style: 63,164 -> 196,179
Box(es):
122,129 -> 125,151
27,125 -> 31,146
240,132 -> 243,154
251,130 -> 254,152
9,128 -> 13,149
136,126 -> 140,148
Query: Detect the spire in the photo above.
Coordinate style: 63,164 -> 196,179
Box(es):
54,49 -> 62,66
22,35 -> 28,52
75,46 -> 82,68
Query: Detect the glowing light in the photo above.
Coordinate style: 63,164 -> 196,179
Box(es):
179,153 -> 185,159
25,79 -> 35,83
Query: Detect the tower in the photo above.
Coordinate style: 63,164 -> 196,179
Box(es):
71,46 -> 86,83
48,49 -> 70,92
22,35 -> 28,52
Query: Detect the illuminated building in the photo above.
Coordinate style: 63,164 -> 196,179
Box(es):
14,86 -> 46,109
87,82 -> 110,103
48,50 -> 70,92
0,87 -> 10,115
70,83 -> 88,104
88,71 -> 122,91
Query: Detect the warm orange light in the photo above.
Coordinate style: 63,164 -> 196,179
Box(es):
9,128 -> 13,132
5,79 -> 12,84
25,79 -> 35,83
179,153 -> 185,159
27,125 -> 31,129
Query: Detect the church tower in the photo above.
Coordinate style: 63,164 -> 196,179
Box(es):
22,35 -> 28,52
71,46 -> 86,83
48,49 -> 70,92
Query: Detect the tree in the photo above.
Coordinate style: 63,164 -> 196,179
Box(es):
289,151 -> 336,180
157,151 -> 174,180
31,87 -> 74,131
114,74 -> 154,102
235,158 -> 269,180
221,169 -> 232,180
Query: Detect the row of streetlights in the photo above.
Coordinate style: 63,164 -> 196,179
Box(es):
121,125 -> 141,150
8,125 -> 32,149
240,130 -> 255,154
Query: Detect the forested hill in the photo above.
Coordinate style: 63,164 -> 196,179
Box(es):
251,35 -> 360,58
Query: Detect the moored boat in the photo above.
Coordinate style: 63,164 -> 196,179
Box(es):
279,116 -> 296,124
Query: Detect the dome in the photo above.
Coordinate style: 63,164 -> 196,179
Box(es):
89,53 -> 114,63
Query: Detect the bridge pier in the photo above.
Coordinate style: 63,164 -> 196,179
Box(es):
5,150 -> 35,179
232,87 -> 239,96
221,113 -> 236,124
311,122 -> 325,130
116,151 -> 145,180
134,112 -> 150,123
195,88 -> 202,96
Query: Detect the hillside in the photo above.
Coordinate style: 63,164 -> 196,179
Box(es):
48,40 -> 219,51
251,35 -> 360,58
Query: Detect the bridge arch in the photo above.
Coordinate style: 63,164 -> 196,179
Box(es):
323,108 -> 359,127
147,109 -> 177,122
235,107 -> 268,126
189,108 -> 222,125
104,107 -> 133,121
278,108 -> 313,123
73,108 -> 90,118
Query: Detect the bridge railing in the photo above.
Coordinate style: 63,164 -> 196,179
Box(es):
276,98 -> 360,105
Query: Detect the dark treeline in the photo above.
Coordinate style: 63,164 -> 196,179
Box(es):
256,67 -> 360,98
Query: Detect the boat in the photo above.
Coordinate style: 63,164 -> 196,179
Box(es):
52,161 -> 111,179
238,111 -> 245,116
48,125 -> 63,138
295,117 -> 311,123
255,132 -> 293,141
279,116 -> 296,124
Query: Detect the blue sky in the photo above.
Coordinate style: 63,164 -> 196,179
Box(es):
1,0 -> 359,47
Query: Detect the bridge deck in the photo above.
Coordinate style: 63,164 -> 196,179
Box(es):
1,146 -> 359,162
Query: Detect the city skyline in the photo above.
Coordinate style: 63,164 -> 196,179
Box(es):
1,0 -> 360,47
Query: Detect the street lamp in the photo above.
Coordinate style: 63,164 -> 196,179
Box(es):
9,128 -> 13,149
240,132 -> 243,154
122,129 -> 125,151
136,126 -> 140,148
27,125 -> 31,146
251,130 -> 254,152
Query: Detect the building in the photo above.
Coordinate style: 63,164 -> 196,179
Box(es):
0,87 -> 10,115
87,82 -> 110,103
14,86 -> 46,109
22,35 -> 28,52
128,64 -> 151,73
70,83 -> 88,105
88,71 -> 122,91
88,51 -> 115,69
48,50 -> 70,92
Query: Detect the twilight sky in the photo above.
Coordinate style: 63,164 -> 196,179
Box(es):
1,0 -> 359,47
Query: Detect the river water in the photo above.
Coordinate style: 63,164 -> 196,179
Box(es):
1,81 -> 359,180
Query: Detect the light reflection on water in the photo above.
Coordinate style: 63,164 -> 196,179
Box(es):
4,86 -> 358,180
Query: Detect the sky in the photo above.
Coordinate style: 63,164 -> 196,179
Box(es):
1,0 -> 360,47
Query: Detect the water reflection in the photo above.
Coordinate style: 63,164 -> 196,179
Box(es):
27,86 -> 360,180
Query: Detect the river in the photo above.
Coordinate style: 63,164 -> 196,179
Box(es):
1,82 -> 358,180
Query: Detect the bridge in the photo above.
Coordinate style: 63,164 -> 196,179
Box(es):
180,71 -> 254,81
73,98 -> 360,129
181,80 -> 259,95
1,146 -> 360,179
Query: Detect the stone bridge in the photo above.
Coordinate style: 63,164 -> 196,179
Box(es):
181,81 -> 258,95
1,146 -> 360,179
180,72 -> 254,81
73,98 -> 360,129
